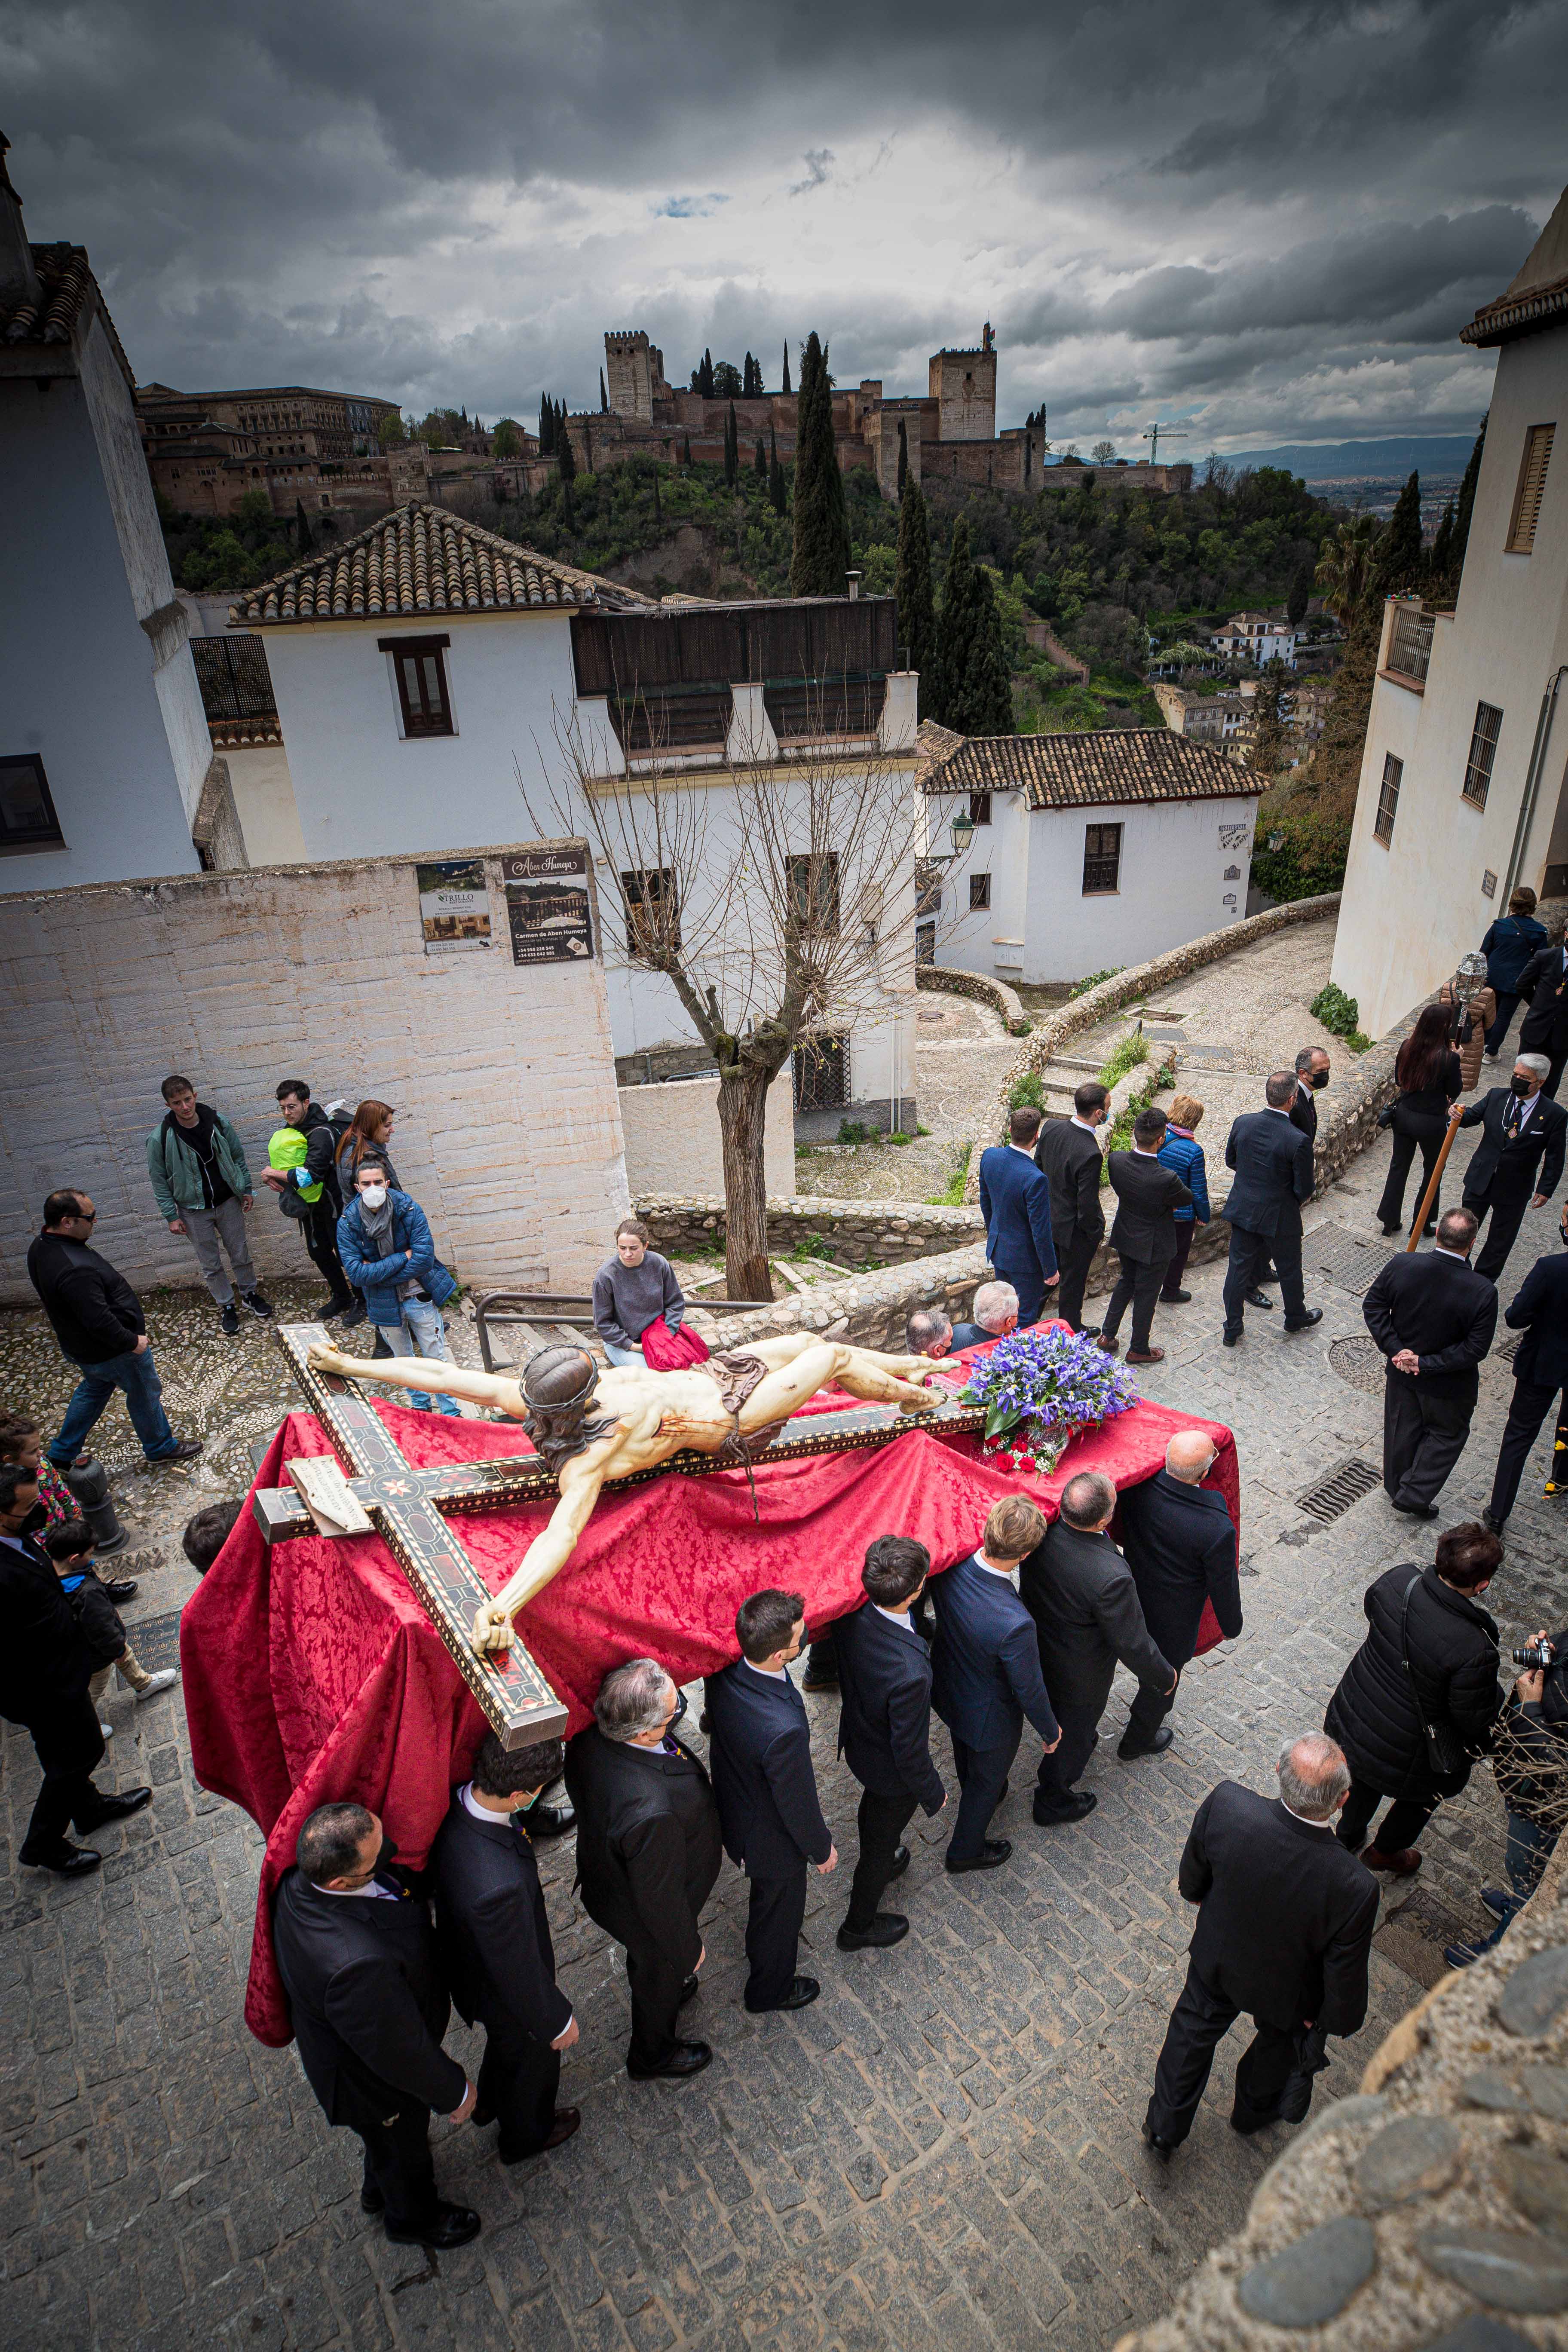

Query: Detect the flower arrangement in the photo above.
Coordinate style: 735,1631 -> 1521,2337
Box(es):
960,1324 -> 1137,1475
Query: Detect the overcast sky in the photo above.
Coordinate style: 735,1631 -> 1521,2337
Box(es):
5,0 -> 1565,451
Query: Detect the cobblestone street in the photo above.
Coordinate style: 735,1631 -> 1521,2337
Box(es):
3,1110 -> 1565,2352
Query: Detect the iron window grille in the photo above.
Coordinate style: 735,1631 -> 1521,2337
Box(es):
1374,753 -> 1403,845
1461,701 -> 1503,808
793,1033 -> 848,1111
190,635 -> 279,728
380,636 -> 454,738
1082,821 -> 1123,894
0,754 -> 65,853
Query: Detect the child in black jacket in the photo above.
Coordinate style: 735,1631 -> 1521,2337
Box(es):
44,1522 -> 178,1732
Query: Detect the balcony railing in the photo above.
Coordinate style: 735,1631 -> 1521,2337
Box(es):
1385,602 -> 1433,687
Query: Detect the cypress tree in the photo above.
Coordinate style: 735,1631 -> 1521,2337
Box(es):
1453,412 -> 1487,570
896,419 -> 908,498
933,517 -> 1011,733
538,394 -> 553,453
790,330 -> 850,596
652,466 -> 662,521
755,437 -> 767,477
1379,470 -> 1424,591
682,432 -> 693,467
294,496 -> 313,552
599,367 -> 608,413
1286,561 -> 1312,627
894,477 -> 935,713
1248,656 -> 1289,776
769,426 -> 785,515
1430,498 -> 1456,582
723,401 -> 738,488
698,348 -> 715,399
931,514 -> 976,726
959,566 -> 1013,735
781,343 -> 791,396
557,419 -> 577,484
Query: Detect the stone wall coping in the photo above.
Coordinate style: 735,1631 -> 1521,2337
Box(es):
916,962 -> 1031,1034
682,1240 -> 990,1349
635,1192 -> 984,1230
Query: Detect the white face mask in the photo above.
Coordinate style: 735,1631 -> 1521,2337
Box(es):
360,1184 -> 387,1211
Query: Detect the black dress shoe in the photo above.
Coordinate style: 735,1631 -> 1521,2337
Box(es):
746,1975 -> 819,2014
19,1842 -> 102,1875
1033,1790 -> 1097,1826
801,1671 -> 839,1692
1161,1288 -> 1192,1305
472,2102 -> 496,2128
628,2040 -> 712,2079
102,1577 -> 139,1603
527,1797 -> 576,1837
77,1786 -> 152,1828
1482,1509 -> 1507,1537
1118,1724 -> 1175,1760
502,2107 -> 581,2161
1222,1327 -> 1243,1347
1142,2122 -> 1177,2163
888,1844 -> 911,1879
679,1973 -> 700,2006
384,2201 -> 481,2249
1228,2105 -> 1281,2138
1392,1498 -> 1439,1519
360,2181 -> 385,2215
837,1912 -> 909,1951
1283,1309 -> 1323,1332
1380,1219 -> 1404,1237
1244,1287 -> 1274,1309
946,1838 -> 1011,1872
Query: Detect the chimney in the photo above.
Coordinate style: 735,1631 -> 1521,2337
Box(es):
0,133 -> 41,313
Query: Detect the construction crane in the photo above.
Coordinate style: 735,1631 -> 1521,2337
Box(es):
1142,423 -> 1189,467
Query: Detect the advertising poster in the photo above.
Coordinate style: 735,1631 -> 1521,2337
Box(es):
502,847 -> 594,965
416,859 -> 493,952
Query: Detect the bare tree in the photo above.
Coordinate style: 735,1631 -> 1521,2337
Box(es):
520,689 -> 921,1300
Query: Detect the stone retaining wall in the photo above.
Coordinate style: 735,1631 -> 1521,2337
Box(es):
636,1192 -> 983,1271
681,1240 -> 991,1353
916,963 -> 1032,1036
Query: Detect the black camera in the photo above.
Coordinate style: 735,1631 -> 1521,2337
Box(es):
1513,1643 -> 1557,1672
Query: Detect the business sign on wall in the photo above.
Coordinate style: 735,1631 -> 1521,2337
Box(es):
416,860 -> 493,952
502,847 -> 595,965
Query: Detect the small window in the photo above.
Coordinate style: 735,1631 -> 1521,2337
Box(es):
968,791 -> 992,826
968,872 -> 992,911
620,866 -> 680,954
1505,424 -> 1556,555
1461,701 -> 1503,808
793,1033 -> 848,1111
381,635 -> 453,738
786,851 -> 840,937
1374,752 -> 1402,845
1082,821 -> 1122,894
0,754 -> 66,853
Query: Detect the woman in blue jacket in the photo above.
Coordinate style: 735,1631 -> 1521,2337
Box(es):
1157,1094 -> 1210,1305
1482,887 -> 1549,1058
335,1161 -> 459,1415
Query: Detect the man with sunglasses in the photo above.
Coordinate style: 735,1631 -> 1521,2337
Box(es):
27,1191 -> 201,1472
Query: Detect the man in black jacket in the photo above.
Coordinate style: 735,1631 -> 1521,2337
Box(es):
1023,1471 -> 1176,1816
0,1464 -> 151,1874
950,1280 -> 1019,1351
1256,1044 -> 1330,1291
1035,1082 -> 1109,1334
272,1802 -> 480,2248
1099,1107 -> 1192,1366
1363,1207 -> 1498,1516
706,1589 -> 836,2014
1517,934 -> 1568,1096
1219,1075 -> 1323,1344
833,1536 -> 947,1953
27,1191 -> 201,1471
1143,1735 -> 1378,2156
1486,1216 -> 1568,1531
429,1732 -> 579,2164
564,1659 -> 722,2080
931,1494 -> 1062,1868
1118,1432 -> 1243,1749
1456,1053 -> 1567,1283
1324,1524 -> 1504,1872
260,1080 -> 362,1325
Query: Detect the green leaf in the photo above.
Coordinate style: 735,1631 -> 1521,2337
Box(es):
984,1399 -> 1023,1441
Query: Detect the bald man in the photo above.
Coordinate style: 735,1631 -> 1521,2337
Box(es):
1116,1433 -> 1242,1757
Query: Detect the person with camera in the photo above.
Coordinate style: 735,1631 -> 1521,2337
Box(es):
1323,1523 -> 1505,1876
1445,1628 -> 1567,1968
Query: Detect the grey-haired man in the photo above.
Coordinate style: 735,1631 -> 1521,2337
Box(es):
1458,1052 -> 1568,1285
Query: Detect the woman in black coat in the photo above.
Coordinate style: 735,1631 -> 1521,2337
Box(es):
1375,1002 -> 1464,1237
1324,1524 -> 1503,1872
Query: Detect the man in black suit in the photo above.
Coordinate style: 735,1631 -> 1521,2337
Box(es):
930,1494 -> 1062,1870
1099,1106 -> 1192,1366
429,1731 -> 579,2164
564,1658 -> 722,2080
1485,1210 -> 1568,1533
1023,1471 -> 1176,1820
950,1280 -> 1019,1351
705,1591 -> 836,2014
1219,1072 -> 1323,1345
1256,1044 -> 1329,1294
1118,1431 -> 1243,1748
1142,1735 -> 1378,2155
272,1802 -> 481,2248
833,1536 -> 947,1951
1457,1053 -> 1567,1283
1517,933 -> 1568,1097
0,1463 -> 151,1876
1034,1081 -> 1109,1334
1363,1206 -> 1498,1516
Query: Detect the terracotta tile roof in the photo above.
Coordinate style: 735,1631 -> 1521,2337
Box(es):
919,727 -> 1259,809
229,502 -> 652,625
0,242 -> 134,384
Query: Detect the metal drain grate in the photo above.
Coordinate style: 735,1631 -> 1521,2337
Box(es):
1295,1456 -> 1381,1524
121,1608 -> 184,1675
1328,1336 -> 1386,1395
1495,1332 -> 1522,1366
1303,1223 -> 1398,1296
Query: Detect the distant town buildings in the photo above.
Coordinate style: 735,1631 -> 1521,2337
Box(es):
1210,610 -> 1300,667
135,379 -> 426,520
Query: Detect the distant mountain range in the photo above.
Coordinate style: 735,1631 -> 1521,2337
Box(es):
1208,436 -> 1479,483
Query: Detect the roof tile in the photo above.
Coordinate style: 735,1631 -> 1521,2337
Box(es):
0,242 -> 134,384
919,727 -> 1257,809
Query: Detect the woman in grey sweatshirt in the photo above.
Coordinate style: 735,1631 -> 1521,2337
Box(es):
591,1219 -> 687,1364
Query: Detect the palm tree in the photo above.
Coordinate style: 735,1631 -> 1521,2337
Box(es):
1314,515 -> 1380,625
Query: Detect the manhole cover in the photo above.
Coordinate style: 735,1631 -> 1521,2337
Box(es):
121,1607 -> 184,1674
1295,1456 -> 1381,1524
1304,1223 -> 1398,1296
917,1008 -> 945,1023
1329,1336 -> 1386,1395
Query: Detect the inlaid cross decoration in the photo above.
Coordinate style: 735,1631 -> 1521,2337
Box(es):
257,1323 -> 986,1749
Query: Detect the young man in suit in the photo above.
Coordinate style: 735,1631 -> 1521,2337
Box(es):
705,1591 -> 836,2014
950,1280 -> 1019,1351
1118,1431 -> 1243,1748
429,1732 -> 580,2164
1362,1205 -> 1498,1516
929,1494 -> 1061,1871
564,1659 -> 722,2080
1099,1107 -> 1193,1365
1143,1735 -> 1378,2156
1456,1052 -> 1568,1284
272,1803 -> 480,2250
1219,1072 -> 1323,1345
1256,1045 -> 1329,1294
1516,933 -> 1568,1097
833,1536 -> 947,1951
1485,1204 -> 1568,1534
978,1107 -> 1060,1327
1023,1471 -> 1176,1817
1034,1081 -> 1109,1334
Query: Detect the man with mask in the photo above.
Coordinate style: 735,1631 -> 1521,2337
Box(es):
1484,1202 -> 1568,1537
336,1162 -> 460,1415
1455,1053 -> 1567,1286
1034,1081 -> 1109,1334
1252,1046 -> 1329,1305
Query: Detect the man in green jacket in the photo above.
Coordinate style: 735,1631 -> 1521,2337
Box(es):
145,1076 -> 272,1335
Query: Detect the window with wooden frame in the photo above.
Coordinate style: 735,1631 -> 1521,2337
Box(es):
968,871 -> 992,911
380,635 -> 454,738
786,851 -> 840,937
0,754 -> 66,852
1505,424 -> 1556,555
1082,821 -> 1122,894
1461,701 -> 1503,808
1374,752 -> 1402,846
620,866 -> 681,954
968,790 -> 992,826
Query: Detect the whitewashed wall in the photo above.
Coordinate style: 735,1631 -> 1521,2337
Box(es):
617,1069 -> 796,1197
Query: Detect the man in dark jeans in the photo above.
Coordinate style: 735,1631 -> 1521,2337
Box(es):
261,1080 -> 363,1326
1485,1217 -> 1568,1534
27,1191 -> 201,1470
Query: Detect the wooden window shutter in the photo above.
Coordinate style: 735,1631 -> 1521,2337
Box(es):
1506,424 -> 1556,554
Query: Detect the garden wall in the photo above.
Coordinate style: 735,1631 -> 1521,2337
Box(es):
915,963 -> 1032,1036
636,1193 -> 983,1272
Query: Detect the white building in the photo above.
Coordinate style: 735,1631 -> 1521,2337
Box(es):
1332,183 -> 1568,1039
919,726 -> 1262,984
1212,611 -> 1299,669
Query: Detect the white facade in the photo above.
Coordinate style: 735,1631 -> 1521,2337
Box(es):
1332,187 -> 1568,1039
1212,613 -> 1299,668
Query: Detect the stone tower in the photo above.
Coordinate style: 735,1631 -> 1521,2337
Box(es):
928,328 -> 997,442
604,331 -> 655,423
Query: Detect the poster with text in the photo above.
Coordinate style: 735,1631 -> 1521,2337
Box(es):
502,847 -> 594,965
416,860 -> 493,952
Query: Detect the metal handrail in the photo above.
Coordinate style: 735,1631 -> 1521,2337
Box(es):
473,1289 -> 776,1372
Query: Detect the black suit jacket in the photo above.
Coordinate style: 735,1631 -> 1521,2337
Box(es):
1505,1250 -> 1568,1390
1034,1119 -> 1106,1257
1363,1249 -> 1498,1403
0,1530 -> 93,1722
1221,1109 -> 1315,1237
1180,1782 -> 1378,2036
834,1600 -> 945,1814
930,1551 -> 1060,1751
949,1321 -> 996,1350
1519,944 -> 1568,1057
1106,1150 -> 1192,1265
1458,1087 -> 1568,1203
563,1724 -> 720,1976
1118,1470 -> 1243,1667
1021,1520 -> 1172,1715
1288,1081 -> 1320,1145
704,1659 -> 832,1878
271,1865 -> 466,2131
428,1789 -> 571,2049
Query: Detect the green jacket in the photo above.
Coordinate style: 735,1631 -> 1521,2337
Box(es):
146,1106 -> 253,1219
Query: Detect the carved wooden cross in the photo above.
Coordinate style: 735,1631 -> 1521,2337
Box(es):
254,1322 -> 985,1750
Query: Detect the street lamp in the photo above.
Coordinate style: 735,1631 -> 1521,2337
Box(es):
949,809 -> 976,858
